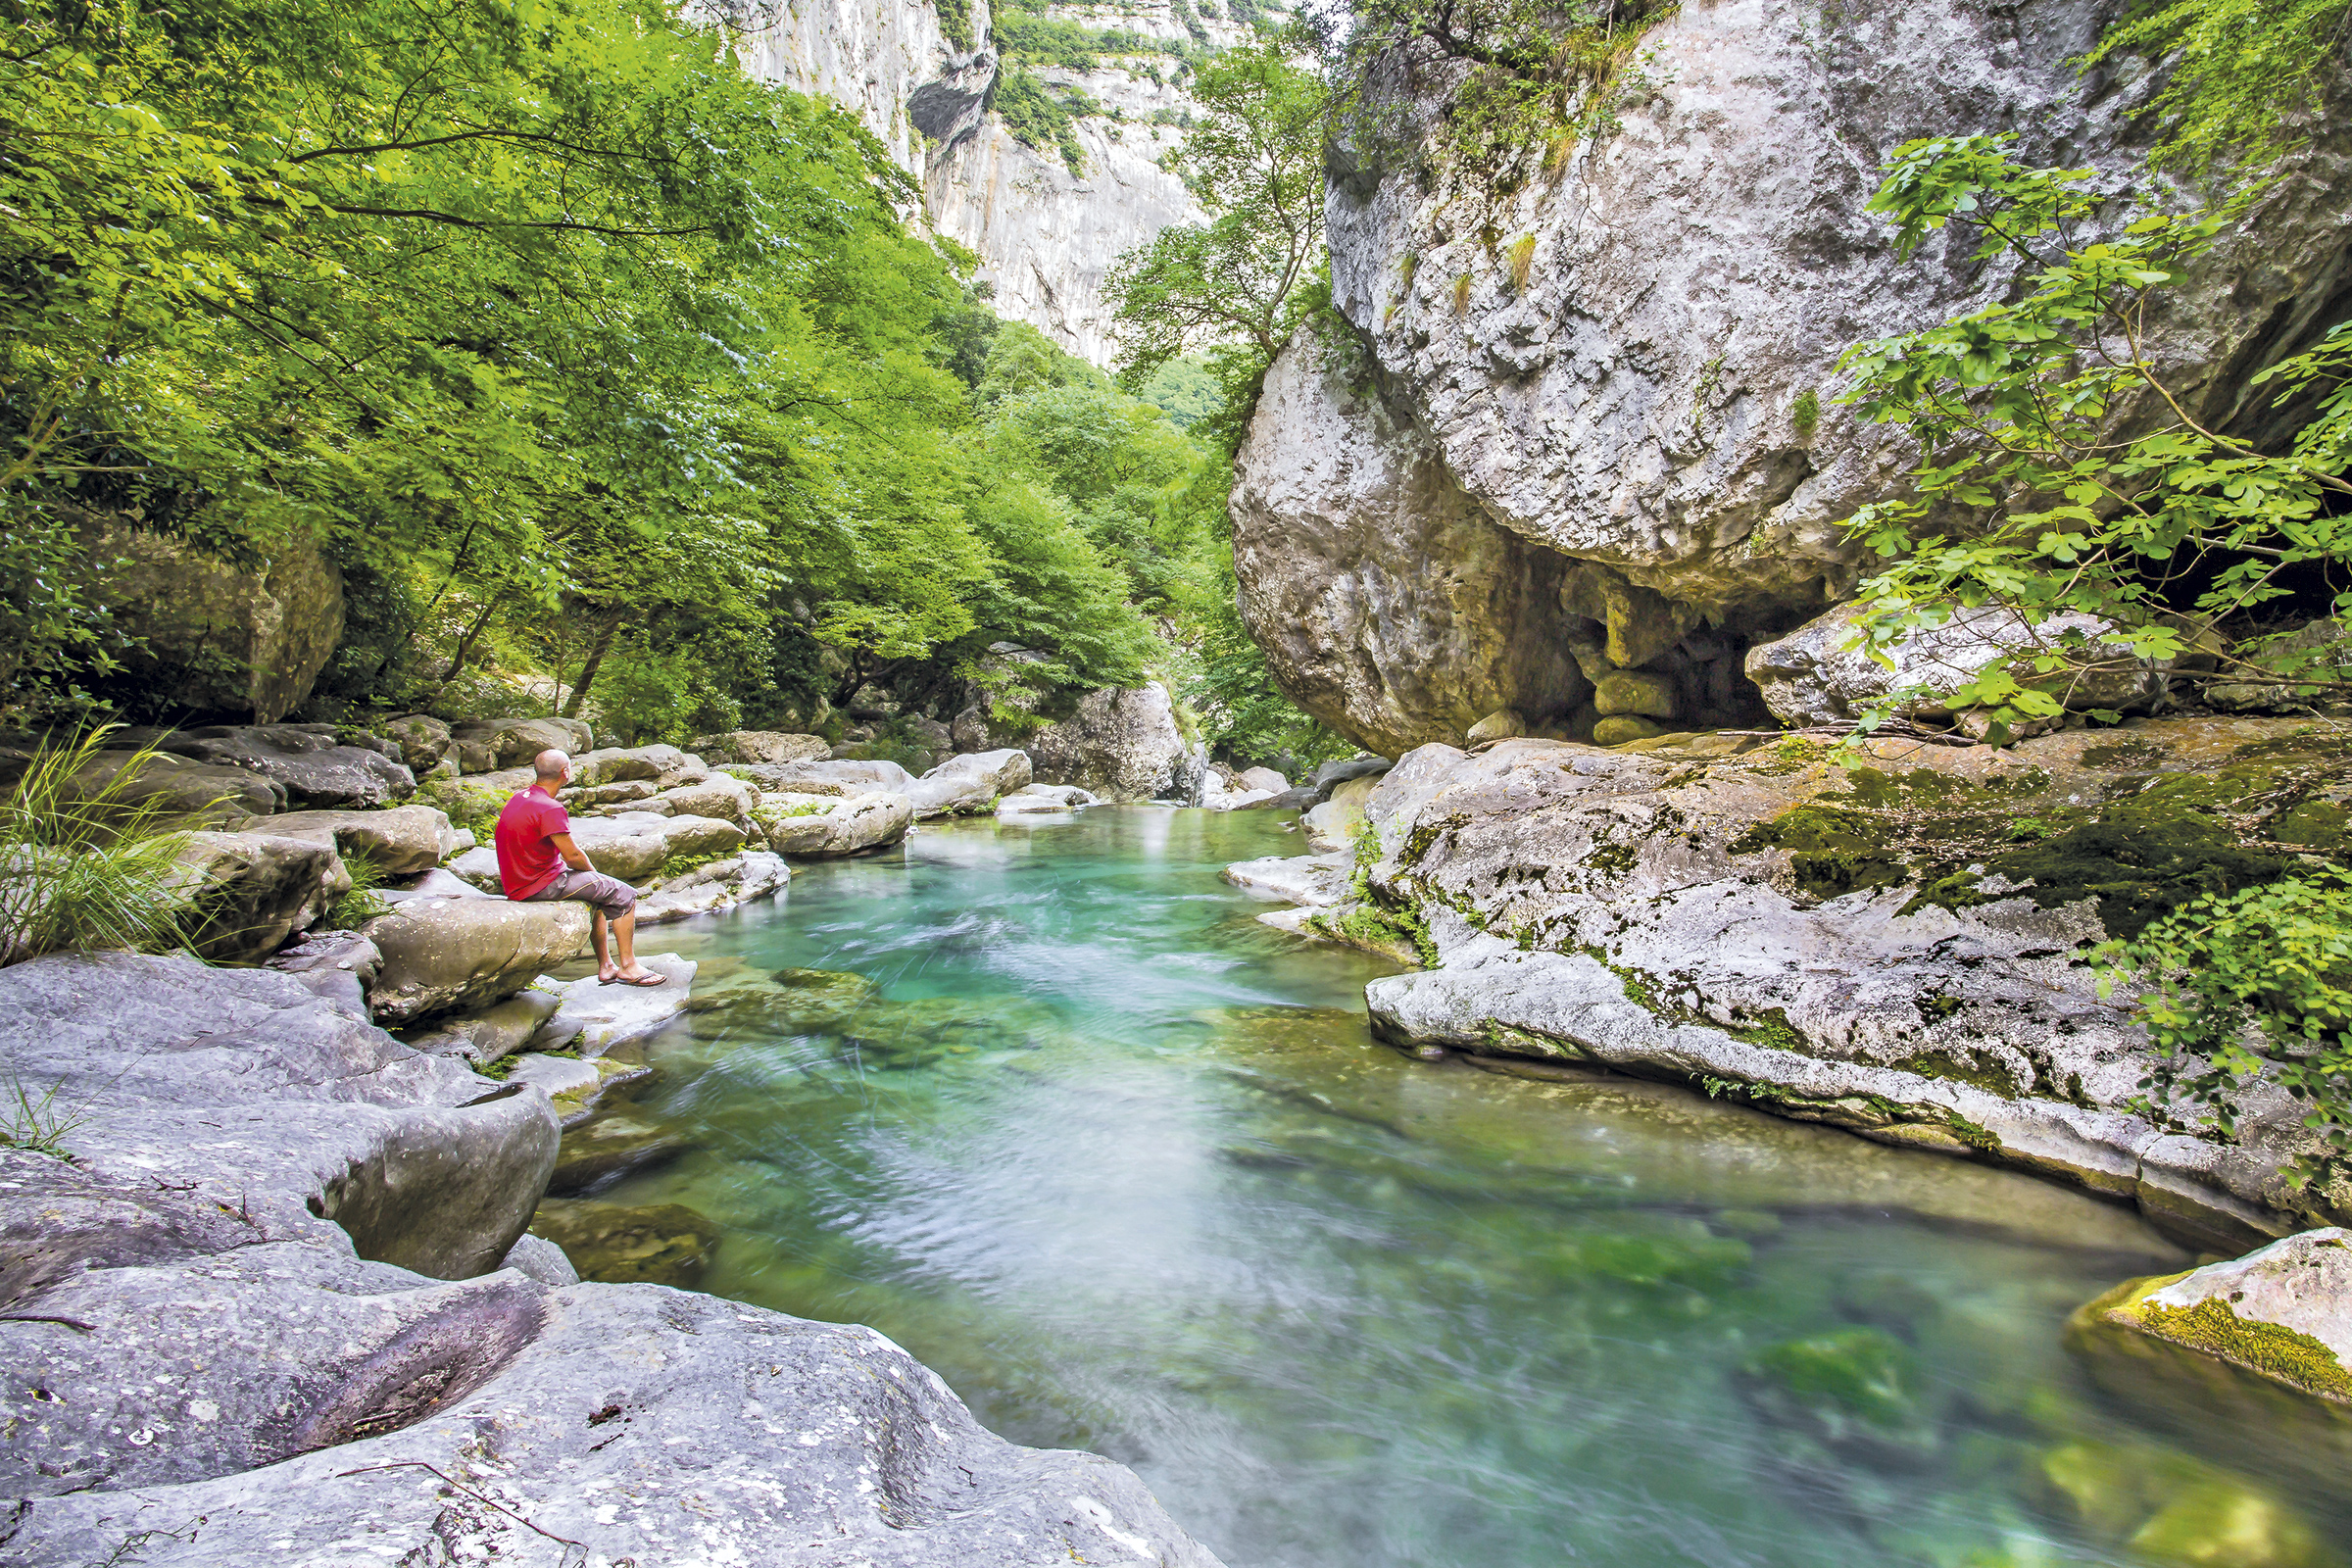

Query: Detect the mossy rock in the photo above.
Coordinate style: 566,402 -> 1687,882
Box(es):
1737,1326 -> 1940,1469
2072,1269 -> 2352,1405
548,1112 -> 693,1197
2065,1260 -> 2352,1496
686,966 -> 882,1036
2032,1441 -> 2332,1568
1730,804 -> 1909,900
1728,752 -> 2330,933
530,1198 -> 717,1288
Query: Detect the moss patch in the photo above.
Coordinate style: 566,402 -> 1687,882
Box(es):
1889,1047 -> 2016,1098
1730,805 -> 1909,900
2133,1295 -> 2352,1402
1907,776 -> 2297,937
1312,900 -> 1436,966
1742,1327 -> 1924,1429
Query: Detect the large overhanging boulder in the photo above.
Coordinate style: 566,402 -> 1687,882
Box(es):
1238,0 -> 2352,750
1232,333 -> 1592,756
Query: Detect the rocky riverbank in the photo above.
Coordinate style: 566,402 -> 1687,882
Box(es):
1228,715 -> 2352,1254
0,952 -> 1222,1567
0,717 -> 1242,1565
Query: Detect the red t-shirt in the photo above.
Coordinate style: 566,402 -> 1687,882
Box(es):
493,786 -> 569,900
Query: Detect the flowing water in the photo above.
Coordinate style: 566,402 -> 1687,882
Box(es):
543,808 -> 2348,1568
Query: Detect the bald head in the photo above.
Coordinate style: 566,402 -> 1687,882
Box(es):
534,749 -> 572,785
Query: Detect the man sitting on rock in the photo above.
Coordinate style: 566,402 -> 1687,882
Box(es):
494,749 -> 665,987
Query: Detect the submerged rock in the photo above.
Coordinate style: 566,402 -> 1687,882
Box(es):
547,1112 -> 694,1196
1738,1327 -> 1939,1470
2034,1440 -> 2331,1568
530,1197 -> 719,1287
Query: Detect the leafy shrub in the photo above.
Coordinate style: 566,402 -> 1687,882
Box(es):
994,68 -> 1093,175
2104,870 -> 2352,1189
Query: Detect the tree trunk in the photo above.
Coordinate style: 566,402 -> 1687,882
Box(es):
562,610 -> 625,719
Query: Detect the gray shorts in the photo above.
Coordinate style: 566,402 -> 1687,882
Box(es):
521,868 -> 637,916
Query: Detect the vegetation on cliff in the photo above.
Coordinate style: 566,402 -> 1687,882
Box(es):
0,0 -> 1327,763
1105,38 -> 1352,765
1824,7 -> 2352,1182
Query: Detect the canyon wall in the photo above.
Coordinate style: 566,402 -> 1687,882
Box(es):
735,0 -> 1254,363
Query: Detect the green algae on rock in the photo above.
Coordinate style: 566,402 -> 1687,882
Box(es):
2071,1229 -> 2352,1406
2033,1440 -> 2334,1568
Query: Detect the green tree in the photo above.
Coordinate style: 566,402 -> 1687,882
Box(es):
2083,0 -> 2352,174
1105,40 -> 1334,412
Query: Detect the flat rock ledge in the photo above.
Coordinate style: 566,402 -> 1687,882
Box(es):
1240,717 -> 2352,1255
0,954 -> 1221,1568
1365,941 -> 2290,1253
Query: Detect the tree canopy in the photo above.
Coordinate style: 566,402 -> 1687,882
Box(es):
0,0 -> 1201,747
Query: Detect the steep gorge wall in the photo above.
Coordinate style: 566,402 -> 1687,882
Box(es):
1237,0 -> 2352,753
733,0 -> 1252,363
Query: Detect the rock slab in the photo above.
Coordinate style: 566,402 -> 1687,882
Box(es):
0,953 -> 1223,1568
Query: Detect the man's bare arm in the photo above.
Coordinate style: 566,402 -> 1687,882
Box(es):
549,832 -> 595,872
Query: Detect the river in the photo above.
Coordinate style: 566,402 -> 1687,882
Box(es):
547,807 -> 2344,1568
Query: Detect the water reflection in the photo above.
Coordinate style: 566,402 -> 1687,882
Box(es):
539,808 -> 2346,1568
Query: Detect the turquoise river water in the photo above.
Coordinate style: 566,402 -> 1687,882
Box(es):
545,808 -> 2348,1568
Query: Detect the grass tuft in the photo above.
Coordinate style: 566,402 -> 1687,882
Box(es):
0,727 -> 201,967
325,847 -> 391,929
1,1069 -> 89,1160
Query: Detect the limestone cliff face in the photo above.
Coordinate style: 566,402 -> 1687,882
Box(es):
731,0 -> 997,179
733,0 -> 1253,363
1238,0 -> 2352,753
927,48 -> 1207,363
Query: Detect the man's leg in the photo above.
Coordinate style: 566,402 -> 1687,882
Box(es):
612,908 -> 641,977
591,907 -> 613,981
